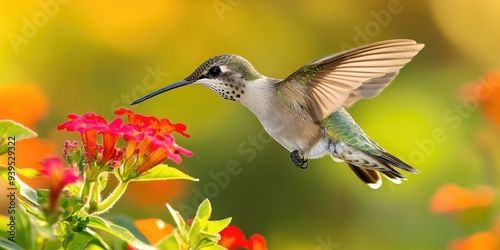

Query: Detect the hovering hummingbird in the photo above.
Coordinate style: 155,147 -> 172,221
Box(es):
131,39 -> 424,189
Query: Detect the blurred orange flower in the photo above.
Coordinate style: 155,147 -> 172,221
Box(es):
448,218 -> 500,250
459,71 -> 500,128
430,184 -> 494,214
125,180 -> 186,206
0,84 -> 57,189
477,71 -> 500,128
134,218 -> 174,245
448,231 -> 497,250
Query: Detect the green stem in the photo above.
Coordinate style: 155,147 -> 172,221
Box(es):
95,181 -> 129,214
87,181 -> 100,213
81,179 -> 91,199
41,238 -> 48,250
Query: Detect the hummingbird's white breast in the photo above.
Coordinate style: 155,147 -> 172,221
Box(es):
239,77 -> 327,157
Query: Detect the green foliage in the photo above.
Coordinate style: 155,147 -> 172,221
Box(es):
0,167 -> 39,207
0,238 -> 24,250
62,230 -> 107,249
0,118 -> 233,249
87,216 -> 154,250
166,199 -> 232,250
131,164 -> 199,182
0,120 -> 37,155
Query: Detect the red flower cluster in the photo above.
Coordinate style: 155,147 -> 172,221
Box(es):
57,108 -> 192,175
115,108 -> 192,173
218,225 -> 267,250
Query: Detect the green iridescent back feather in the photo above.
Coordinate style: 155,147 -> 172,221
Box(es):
320,107 -> 383,154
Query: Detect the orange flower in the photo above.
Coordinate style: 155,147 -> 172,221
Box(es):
430,184 -> 494,214
448,217 -> 500,250
478,71 -> 500,127
134,218 -> 174,245
0,84 -> 57,198
125,180 -> 186,206
0,84 -> 48,128
460,71 -> 500,128
448,231 -> 497,250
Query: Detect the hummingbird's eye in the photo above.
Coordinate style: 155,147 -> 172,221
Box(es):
208,66 -> 222,77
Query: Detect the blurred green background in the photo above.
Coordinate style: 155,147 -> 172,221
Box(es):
1,0 -> 499,249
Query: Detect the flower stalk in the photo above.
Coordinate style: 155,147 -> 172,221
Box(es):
95,180 -> 129,214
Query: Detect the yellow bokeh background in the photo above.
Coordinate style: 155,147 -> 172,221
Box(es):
1,1 -> 499,249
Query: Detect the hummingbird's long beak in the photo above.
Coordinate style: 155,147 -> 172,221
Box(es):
130,79 -> 194,105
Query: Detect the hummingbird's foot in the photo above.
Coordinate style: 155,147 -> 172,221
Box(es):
291,150 -> 308,169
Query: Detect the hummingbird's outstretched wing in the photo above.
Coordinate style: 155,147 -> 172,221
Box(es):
276,39 -> 424,121
343,71 -> 399,108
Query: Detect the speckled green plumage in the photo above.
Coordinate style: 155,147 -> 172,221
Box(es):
320,107 -> 383,154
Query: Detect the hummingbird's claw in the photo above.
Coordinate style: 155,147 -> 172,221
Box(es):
291,150 -> 308,169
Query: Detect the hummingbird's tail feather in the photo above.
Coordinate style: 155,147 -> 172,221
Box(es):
345,161 -> 406,189
332,142 -> 418,189
372,151 -> 420,174
346,162 -> 382,189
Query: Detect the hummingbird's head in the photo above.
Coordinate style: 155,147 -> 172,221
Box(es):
131,54 -> 262,105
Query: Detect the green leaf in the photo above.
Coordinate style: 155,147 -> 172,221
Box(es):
188,217 -> 203,248
36,189 -> 49,209
196,236 -> 221,250
63,231 -> 107,249
133,164 -> 198,182
188,199 -> 212,248
205,218 -> 232,235
0,215 -> 15,242
13,205 -> 36,250
198,231 -> 221,244
166,203 -> 186,233
155,234 -> 179,249
0,238 -> 24,250
0,166 -> 39,206
97,172 -> 109,193
195,199 -> 212,221
58,190 -> 85,220
106,215 -> 149,244
17,168 -> 40,178
166,203 -> 189,246
0,120 -> 37,139
0,120 -> 37,155
17,198 -> 44,220
88,215 -> 154,250
86,228 -> 110,250
200,244 -> 228,250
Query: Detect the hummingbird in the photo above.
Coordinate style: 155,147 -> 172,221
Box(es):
131,39 -> 424,189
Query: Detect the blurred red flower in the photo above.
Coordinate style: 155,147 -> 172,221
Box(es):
39,157 -> 80,211
218,225 -> 267,250
430,184 -> 494,214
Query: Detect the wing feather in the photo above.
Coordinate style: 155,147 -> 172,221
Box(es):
277,39 -> 424,121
